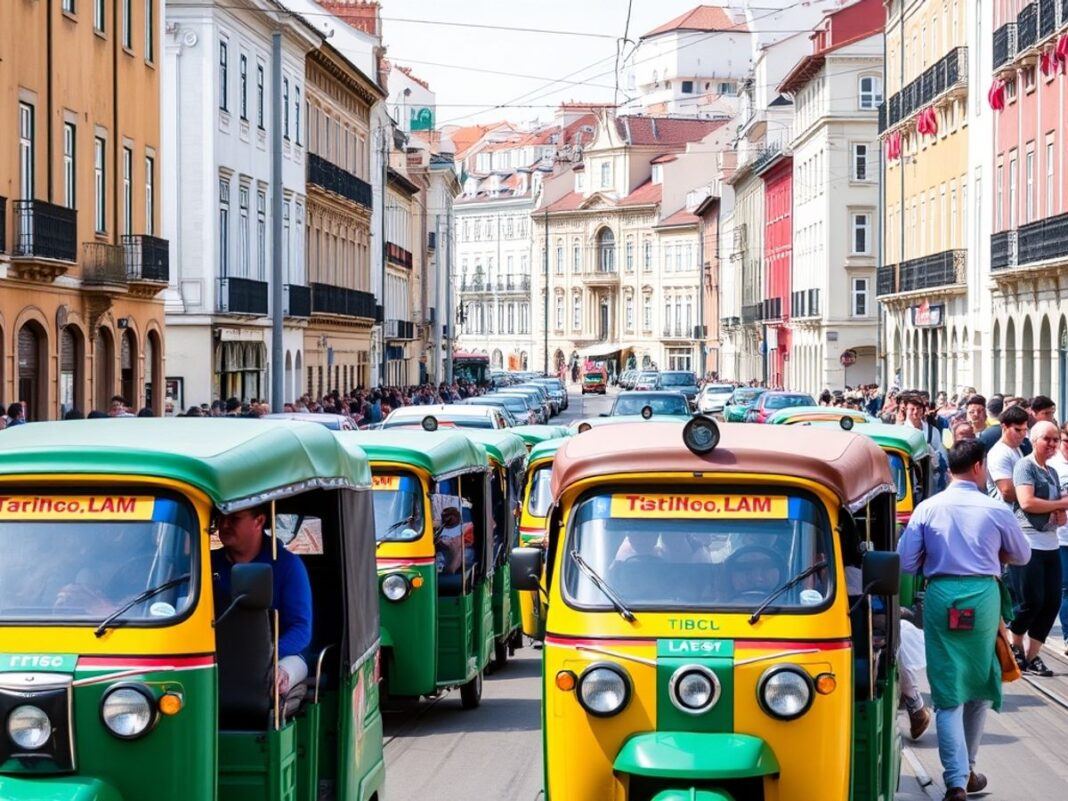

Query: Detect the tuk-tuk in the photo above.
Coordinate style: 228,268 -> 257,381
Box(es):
456,429 -> 528,667
0,419 -> 383,801
765,406 -> 874,426
508,424 -> 572,451
342,430 -> 495,708
516,436 -> 568,638
512,419 -> 902,801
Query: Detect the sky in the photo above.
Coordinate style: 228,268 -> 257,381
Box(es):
376,0 -> 713,128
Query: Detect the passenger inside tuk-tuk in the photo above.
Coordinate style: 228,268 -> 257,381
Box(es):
433,477 -> 489,596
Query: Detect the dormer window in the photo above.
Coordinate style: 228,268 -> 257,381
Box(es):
600,162 -> 611,188
652,165 -> 663,185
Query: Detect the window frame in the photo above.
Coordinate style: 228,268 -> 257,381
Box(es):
145,154 -> 155,235
256,63 -> 265,129
219,177 -> 231,276
858,75 -> 882,110
851,212 -> 872,255
239,54 -> 248,121
851,143 -> 869,182
219,41 -> 229,112
63,123 -> 76,210
94,136 -> 106,234
851,277 -> 870,317
122,146 -> 133,235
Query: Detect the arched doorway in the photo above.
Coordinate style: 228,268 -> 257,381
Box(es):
992,321 -> 1002,392
145,330 -> 162,414
16,322 -> 48,421
120,329 -> 138,409
596,228 -> 615,274
59,325 -> 85,417
491,348 -> 503,369
94,327 -> 115,412
1005,319 -> 1017,394
1021,317 -> 1034,398
1038,316 -> 1052,396
1058,318 -> 1068,415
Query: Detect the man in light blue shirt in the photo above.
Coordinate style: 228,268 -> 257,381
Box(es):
898,440 -> 1030,801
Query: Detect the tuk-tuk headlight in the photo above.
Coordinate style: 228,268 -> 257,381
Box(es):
7,705 -> 51,750
577,663 -> 630,717
381,573 -> 410,602
669,665 -> 720,715
101,685 -> 157,739
758,665 -> 814,720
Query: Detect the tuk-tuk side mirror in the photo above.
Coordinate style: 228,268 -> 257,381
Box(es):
510,547 -> 544,592
861,551 -> 900,596
216,563 -> 274,627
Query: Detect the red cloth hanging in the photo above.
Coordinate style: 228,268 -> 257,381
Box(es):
885,131 -> 902,161
988,78 -> 1006,111
1040,50 -> 1056,77
927,107 -> 939,136
916,107 -> 938,136
1056,35 -> 1068,72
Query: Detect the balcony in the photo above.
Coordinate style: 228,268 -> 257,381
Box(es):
494,275 -> 530,293
10,200 -> 77,279
311,282 -> 376,319
284,283 -> 311,317
791,288 -> 820,318
460,276 -> 487,293
884,47 -> 968,130
1019,212 -> 1068,265
993,23 -> 1017,69
218,276 -> 269,316
759,297 -> 783,321
307,152 -> 372,210
991,230 -> 1018,271
583,261 -> 619,285
751,144 -> 785,175
877,103 -> 887,134
82,243 -> 128,293
661,325 -> 690,339
1039,0 -> 1057,40
878,249 -> 966,296
876,265 -> 896,297
386,242 -> 413,269
1018,3 -> 1038,51
385,319 -> 416,340
121,234 -> 169,291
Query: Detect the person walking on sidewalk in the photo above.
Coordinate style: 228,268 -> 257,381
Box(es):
898,439 -> 1031,801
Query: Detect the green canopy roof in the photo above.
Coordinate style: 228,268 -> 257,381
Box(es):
765,406 -> 874,425
0,419 -> 371,511
456,429 -> 528,468
529,437 -> 568,466
508,424 -> 572,448
813,421 -> 929,461
337,430 -> 487,479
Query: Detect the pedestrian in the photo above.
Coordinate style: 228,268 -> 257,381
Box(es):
963,395 -> 990,439
986,405 -> 1029,508
63,409 -> 85,420
6,402 -> 26,426
898,439 -> 1031,801
1007,420 -> 1067,676
902,393 -> 949,491
1030,395 -> 1057,424
1047,420 -> 1068,656
951,420 -> 975,443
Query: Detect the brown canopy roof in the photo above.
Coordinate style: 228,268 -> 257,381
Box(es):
551,421 -> 894,512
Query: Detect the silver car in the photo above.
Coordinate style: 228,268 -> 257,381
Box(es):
697,383 -> 736,415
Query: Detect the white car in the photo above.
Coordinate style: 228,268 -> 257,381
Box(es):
381,404 -> 508,430
697,384 -> 736,415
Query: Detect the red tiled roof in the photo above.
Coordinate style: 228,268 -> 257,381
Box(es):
657,206 -> 699,227
642,6 -> 746,39
650,153 -> 678,164
395,65 -> 430,91
544,191 -> 585,212
448,123 -> 501,159
619,179 -> 662,207
615,116 -> 727,147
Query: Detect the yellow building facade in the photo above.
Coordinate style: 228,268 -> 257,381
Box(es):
0,0 -> 167,418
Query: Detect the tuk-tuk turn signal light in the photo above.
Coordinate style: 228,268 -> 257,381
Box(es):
555,671 -> 576,692
815,673 -> 836,695
411,575 -> 425,589
158,693 -> 183,716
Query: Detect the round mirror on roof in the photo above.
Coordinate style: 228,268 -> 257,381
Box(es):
683,416 -> 720,455
422,416 -> 439,432
640,405 -> 653,420
840,416 -> 854,431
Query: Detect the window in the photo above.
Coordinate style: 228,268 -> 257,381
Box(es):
1009,156 -> 1018,228
282,201 -> 291,280
643,239 -> 652,271
858,76 -> 882,109
94,137 -> 106,233
1023,67 -> 1035,91
572,243 -> 580,274
718,82 -> 735,96
664,244 -> 673,272
219,42 -> 229,111
145,0 -> 154,61
283,78 -> 290,139
18,103 -> 34,200
1047,142 -> 1055,217
295,86 -> 302,145
681,80 -> 694,94
572,294 -> 581,330
852,143 -> 868,181
597,228 -> 615,272
1005,78 -> 1017,101
239,186 -> 250,276
239,55 -> 248,120
996,164 -> 1004,229
94,0 -> 104,31
122,146 -> 133,234
555,295 -> 564,329
122,0 -> 132,49
625,296 -> 634,330
219,178 -> 230,275
555,244 -> 563,275
1025,150 -> 1035,224
256,64 -> 265,128
852,278 -> 869,316
62,0 -> 75,12
851,212 -> 871,254
643,295 -> 652,330
145,155 -> 155,235
600,161 -> 610,188
63,123 -> 76,209
625,239 -> 634,272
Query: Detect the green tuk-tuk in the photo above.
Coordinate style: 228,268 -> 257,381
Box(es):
0,419 -> 383,801
508,424 -> 571,451
342,430 -> 495,709
456,429 -> 528,667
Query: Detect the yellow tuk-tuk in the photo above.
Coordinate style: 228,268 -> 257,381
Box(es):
0,420 -> 384,801
516,436 -> 568,638
512,418 -> 902,801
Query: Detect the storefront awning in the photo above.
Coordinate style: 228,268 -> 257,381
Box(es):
576,342 -> 633,358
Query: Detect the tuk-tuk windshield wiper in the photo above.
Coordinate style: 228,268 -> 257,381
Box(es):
569,550 -> 635,623
94,574 -> 191,637
748,560 -> 828,625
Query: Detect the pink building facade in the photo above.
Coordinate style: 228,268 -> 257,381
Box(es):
989,0 -> 1068,406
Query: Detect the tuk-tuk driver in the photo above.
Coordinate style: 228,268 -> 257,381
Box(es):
212,505 -> 313,696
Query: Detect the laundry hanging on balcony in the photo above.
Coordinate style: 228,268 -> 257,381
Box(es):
1056,34 -> 1068,72
915,107 -> 938,137
1040,50 -> 1057,78
884,131 -> 902,162
987,79 -> 1006,112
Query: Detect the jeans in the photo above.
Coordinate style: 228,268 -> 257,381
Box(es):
935,700 -> 991,790
1008,547 -> 1062,642
1059,546 -> 1068,641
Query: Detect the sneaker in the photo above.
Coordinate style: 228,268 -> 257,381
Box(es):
967,772 -> 988,793
1010,643 -> 1027,669
1024,655 -> 1054,677
908,706 -> 932,740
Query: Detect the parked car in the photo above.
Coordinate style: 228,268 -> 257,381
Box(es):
479,394 -> 539,425
606,391 -> 692,419
722,387 -> 766,422
633,371 -> 660,391
657,370 -> 699,405
696,383 -> 736,415
618,370 -> 637,390
581,369 -> 607,395
531,377 -> 569,411
744,391 -> 818,424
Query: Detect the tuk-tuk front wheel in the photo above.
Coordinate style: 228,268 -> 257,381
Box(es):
460,670 -> 483,709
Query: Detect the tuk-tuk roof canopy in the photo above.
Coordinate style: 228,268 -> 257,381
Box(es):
508,424 -> 572,447
529,436 -> 569,465
551,421 -> 894,512
829,422 -> 929,462
567,414 -> 687,433
0,419 -> 372,511
456,429 -> 528,468
338,430 -> 488,479
765,406 -> 874,425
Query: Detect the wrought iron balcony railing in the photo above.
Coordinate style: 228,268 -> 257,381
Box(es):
311,282 -> 376,318
386,242 -> 413,269
385,319 -> 416,340
885,47 -> 968,129
307,152 -> 373,209
1039,0 -> 1057,40
1018,211 -> 1068,265
1017,3 -> 1038,51
121,234 -> 169,283
991,231 -> 1017,271
218,276 -> 269,315
993,23 -> 1017,69
12,199 -> 77,261
0,196 -> 6,253
741,303 -> 761,324
876,265 -> 896,297
82,242 -> 128,288
284,284 -> 311,317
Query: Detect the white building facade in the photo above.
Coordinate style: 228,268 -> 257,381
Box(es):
162,0 -> 318,408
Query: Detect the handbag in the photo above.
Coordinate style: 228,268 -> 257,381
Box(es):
995,620 -> 1021,683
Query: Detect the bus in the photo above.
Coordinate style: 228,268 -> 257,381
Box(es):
453,351 -> 491,386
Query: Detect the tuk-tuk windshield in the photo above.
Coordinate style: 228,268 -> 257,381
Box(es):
372,473 -> 424,542
527,465 -> 553,518
887,452 -> 908,502
0,492 -> 196,624
563,490 -> 833,611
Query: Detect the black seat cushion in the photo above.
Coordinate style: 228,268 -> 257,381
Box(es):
216,605 -> 273,729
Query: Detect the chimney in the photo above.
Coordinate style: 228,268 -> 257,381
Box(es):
316,0 -> 381,38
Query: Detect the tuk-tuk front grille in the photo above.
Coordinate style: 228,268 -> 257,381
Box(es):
0,675 -> 75,772
625,774 -> 765,801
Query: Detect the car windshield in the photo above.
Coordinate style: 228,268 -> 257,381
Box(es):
636,373 -> 658,383
527,465 -> 554,517
563,490 -> 833,611
765,394 -> 815,410
383,417 -> 493,430
373,472 -> 424,542
613,395 -> 689,416
0,492 -> 196,624
732,388 -> 763,403
887,452 -> 908,503
660,372 -> 695,387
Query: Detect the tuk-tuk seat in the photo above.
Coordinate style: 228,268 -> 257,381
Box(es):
216,604 -> 273,729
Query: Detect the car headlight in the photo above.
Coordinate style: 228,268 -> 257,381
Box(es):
758,665 -> 814,720
101,685 -> 156,739
381,573 -> 410,602
7,705 -> 51,750
577,664 -> 630,717
669,665 -> 720,715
